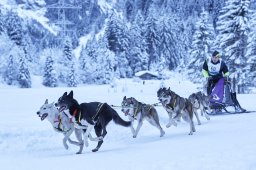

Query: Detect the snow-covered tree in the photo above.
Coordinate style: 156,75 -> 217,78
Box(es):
244,10 -> 256,91
5,11 -> 24,46
59,36 -> 76,84
188,9 -> 215,82
0,10 -> 4,34
17,55 -> 31,88
105,13 -> 129,54
144,13 -> 160,69
116,52 -> 133,78
127,11 -> 149,75
67,62 -> 77,87
215,0 -> 250,93
43,55 -> 57,87
78,37 -> 98,84
4,55 -> 17,85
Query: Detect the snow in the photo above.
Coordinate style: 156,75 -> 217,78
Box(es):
0,75 -> 256,170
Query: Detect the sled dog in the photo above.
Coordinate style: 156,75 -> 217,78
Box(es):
121,96 -> 165,138
188,91 -> 210,125
56,91 -> 131,152
37,99 -> 100,154
157,87 -> 196,135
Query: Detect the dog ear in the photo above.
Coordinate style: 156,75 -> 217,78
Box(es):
123,96 -> 126,100
45,99 -> 48,104
63,92 -> 67,96
68,90 -> 73,98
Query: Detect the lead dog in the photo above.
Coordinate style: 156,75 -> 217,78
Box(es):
121,96 -> 165,138
157,87 -> 196,135
56,91 -> 131,152
37,99 -> 99,154
188,91 -> 210,125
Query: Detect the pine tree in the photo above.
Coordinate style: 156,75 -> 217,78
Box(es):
144,14 -> 160,69
43,55 -> 57,87
244,11 -> 256,91
67,62 -> 77,87
105,13 -> 129,54
117,52 -> 133,78
4,55 -> 17,85
59,36 -> 75,84
17,56 -> 31,88
0,10 -> 4,34
127,11 -> 149,75
78,37 -> 98,84
215,0 -> 250,93
188,9 -> 215,82
5,11 -> 24,46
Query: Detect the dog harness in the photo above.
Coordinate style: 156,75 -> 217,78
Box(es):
53,115 -> 71,132
92,103 -> 105,121
71,103 -> 105,127
72,109 -> 87,128
133,103 -> 153,118
166,93 -> 177,110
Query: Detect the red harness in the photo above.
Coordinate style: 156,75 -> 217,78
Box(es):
70,109 -> 78,123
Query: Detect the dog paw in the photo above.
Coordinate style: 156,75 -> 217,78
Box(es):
92,148 -> 98,152
188,132 -> 193,135
133,135 -> 137,138
160,131 -> 165,137
63,143 -> 69,150
76,151 -> 82,154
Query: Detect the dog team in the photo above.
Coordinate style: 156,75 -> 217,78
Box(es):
36,87 -> 211,154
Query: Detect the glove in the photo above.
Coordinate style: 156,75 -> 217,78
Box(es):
207,76 -> 213,81
224,76 -> 229,82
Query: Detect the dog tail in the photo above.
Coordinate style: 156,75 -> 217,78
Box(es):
109,106 -> 131,127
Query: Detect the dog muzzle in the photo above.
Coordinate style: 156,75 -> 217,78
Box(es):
58,106 -> 67,112
40,113 -> 48,121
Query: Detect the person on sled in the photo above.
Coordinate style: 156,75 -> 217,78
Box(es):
202,50 -> 246,112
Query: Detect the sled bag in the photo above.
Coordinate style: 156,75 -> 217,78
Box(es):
210,78 -> 224,103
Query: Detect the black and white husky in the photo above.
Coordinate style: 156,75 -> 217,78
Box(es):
56,91 -> 131,152
37,99 -> 100,154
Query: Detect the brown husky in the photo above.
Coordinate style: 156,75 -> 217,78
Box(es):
188,91 -> 210,125
157,87 -> 196,135
121,96 -> 165,138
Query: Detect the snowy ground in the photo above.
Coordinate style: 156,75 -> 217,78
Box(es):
0,75 -> 256,170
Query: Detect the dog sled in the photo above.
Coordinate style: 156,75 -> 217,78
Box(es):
207,77 -> 248,115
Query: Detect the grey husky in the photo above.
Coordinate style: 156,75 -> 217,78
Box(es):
157,87 -> 196,135
188,91 -> 210,125
37,99 -> 99,154
121,96 -> 165,138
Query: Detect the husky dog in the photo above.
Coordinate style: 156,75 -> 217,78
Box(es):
157,87 -> 196,135
121,96 -> 165,138
188,91 -> 210,125
56,91 -> 131,152
37,99 -> 100,154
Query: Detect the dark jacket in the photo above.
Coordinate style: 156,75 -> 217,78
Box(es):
202,59 -> 229,81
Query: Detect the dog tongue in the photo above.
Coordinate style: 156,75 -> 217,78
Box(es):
41,113 -> 48,121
